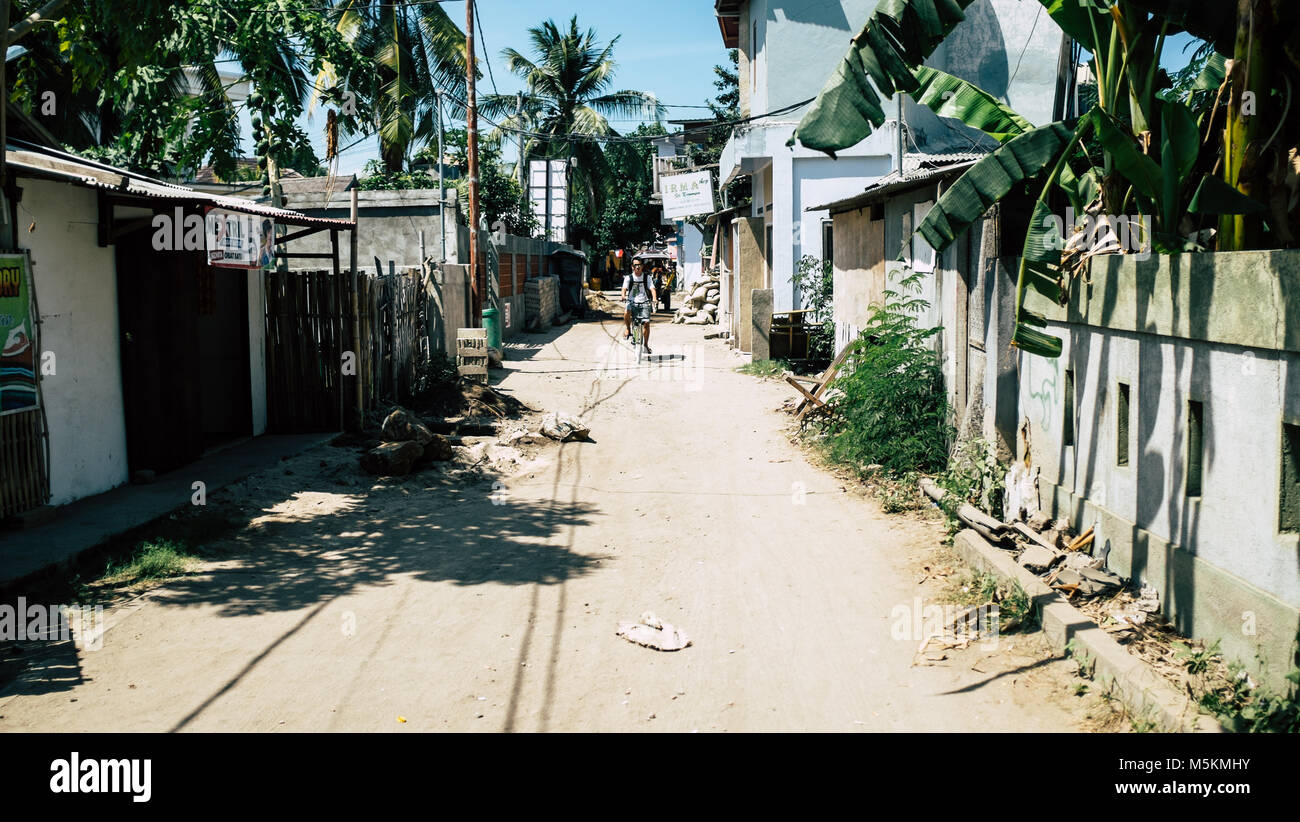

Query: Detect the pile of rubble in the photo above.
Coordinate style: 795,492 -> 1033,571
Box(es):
671,274 -> 720,325
359,405 -> 593,478
919,477 -> 1128,602
359,408 -> 454,476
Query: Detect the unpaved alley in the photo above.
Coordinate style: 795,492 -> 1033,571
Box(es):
0,311 -> 1092,732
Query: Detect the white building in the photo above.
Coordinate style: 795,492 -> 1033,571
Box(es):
711,0 -> 1063,335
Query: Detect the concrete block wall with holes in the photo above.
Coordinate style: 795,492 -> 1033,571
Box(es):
1016,250 -> 1300,688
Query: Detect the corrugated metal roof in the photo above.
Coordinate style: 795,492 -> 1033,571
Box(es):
6,142 -> 355,229
805,159 -> 979,214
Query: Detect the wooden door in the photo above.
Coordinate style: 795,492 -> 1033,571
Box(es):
115,228 -> 204,475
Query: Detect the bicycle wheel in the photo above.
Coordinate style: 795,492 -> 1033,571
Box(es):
636,323 -> 643,365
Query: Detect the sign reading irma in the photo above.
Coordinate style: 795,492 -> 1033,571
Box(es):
205,207 -> 276,269
660,170 -> 715,219
0,253 -> 37,415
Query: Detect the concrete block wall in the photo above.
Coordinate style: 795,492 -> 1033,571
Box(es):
1017,250 -> 1300,688
524,276 -> 559,329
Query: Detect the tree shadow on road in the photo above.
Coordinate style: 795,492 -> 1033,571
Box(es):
149,467 -> 605,619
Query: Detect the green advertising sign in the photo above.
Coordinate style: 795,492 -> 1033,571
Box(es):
0,253 -> 37,415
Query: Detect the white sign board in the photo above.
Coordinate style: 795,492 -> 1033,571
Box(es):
206,208 -> 275,269
529,159 -> 568,240
660,170 -> 714,219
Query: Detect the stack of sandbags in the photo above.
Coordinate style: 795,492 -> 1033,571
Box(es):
672,274 -> 721,325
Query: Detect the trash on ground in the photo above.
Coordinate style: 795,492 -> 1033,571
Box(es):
540,411 -> 592,442
616,612 -> 691,651
1046,565 -> 1123,599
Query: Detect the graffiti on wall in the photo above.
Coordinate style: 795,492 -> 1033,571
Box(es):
1026,355 -> 1060,433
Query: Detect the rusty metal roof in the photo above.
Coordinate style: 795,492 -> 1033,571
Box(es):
6,141 -> 355,229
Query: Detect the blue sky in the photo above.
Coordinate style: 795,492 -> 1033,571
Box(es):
295,4 -> 1213,177
325,0 -> 735,174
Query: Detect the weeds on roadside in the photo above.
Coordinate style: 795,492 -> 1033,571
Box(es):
737,359 -> 792,378
1178,636 -> 1300,733
876,471 -> 923,513
936,437 -> 1007,531
814,268 -> 951,476
98,539 -> 199,587
953,570 -> 1037,633
426,351 -> 460,388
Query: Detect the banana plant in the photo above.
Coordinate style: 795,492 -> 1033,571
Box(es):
788,0 -> 1283,358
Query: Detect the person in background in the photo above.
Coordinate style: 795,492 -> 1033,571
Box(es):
621,259 -> 657,353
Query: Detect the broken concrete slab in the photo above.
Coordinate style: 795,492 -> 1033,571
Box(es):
1018,544 -> 1060,573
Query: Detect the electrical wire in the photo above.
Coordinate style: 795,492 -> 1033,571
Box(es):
473,0 -> 499,97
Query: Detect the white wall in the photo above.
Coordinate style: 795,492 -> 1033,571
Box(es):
19,178 -> 129,505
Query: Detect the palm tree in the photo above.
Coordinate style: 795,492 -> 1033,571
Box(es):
479,16 -> 664,212
313,0 -> 468,173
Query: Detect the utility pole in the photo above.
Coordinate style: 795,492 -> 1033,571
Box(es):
515,92 -> 526,194
436,90 -> 445,263
465,0 -> 481,322
1,0 -> 10,251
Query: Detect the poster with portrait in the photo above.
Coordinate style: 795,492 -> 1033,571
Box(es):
0,253 -> 38,415
206,207 -> 275,269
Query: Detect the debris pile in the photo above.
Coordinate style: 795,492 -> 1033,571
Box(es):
919,476 -> 1125,601
585,290 -> 620,316
671,274 -> 721,325
360,407 -> 454,476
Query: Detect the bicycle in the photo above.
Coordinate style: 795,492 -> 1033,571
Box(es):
629,301 -> 651,365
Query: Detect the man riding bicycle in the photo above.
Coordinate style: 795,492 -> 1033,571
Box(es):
622,259 -> 657,354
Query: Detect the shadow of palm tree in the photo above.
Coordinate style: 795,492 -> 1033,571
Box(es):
147,468 -> 606,619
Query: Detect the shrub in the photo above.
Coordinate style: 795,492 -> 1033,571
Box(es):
820,268 -> 951,476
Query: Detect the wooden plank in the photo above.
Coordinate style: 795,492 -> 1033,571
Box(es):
794,344 -> 852,418
785,375 -> 825,408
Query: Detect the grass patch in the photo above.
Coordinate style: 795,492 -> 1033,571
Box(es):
99,539 -> 200,586
2,509 -> 239,608
736,359 -> 791,378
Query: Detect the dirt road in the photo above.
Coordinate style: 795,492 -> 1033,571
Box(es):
0,308 -> 1092,732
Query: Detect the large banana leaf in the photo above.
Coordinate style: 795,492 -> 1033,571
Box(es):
788,0 -> 978,155
910,65 -> 1034,143
909,122 -> 1074,254
1039,0 -> 1113,48
1160,100 -> 1200,230
1188,175 -> 1268,215
1124,0 -> 1237,56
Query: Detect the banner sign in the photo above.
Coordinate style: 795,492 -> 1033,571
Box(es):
660,170 -> 715,219
206,208 -> 276,269
0,253 -> 38,415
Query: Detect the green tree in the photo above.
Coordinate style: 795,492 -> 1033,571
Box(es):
440,128 -> 538,237
312,0 -> 468,174
7,0 -> 359,179
479,16 -> 664,214
573,122 -> 666,252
